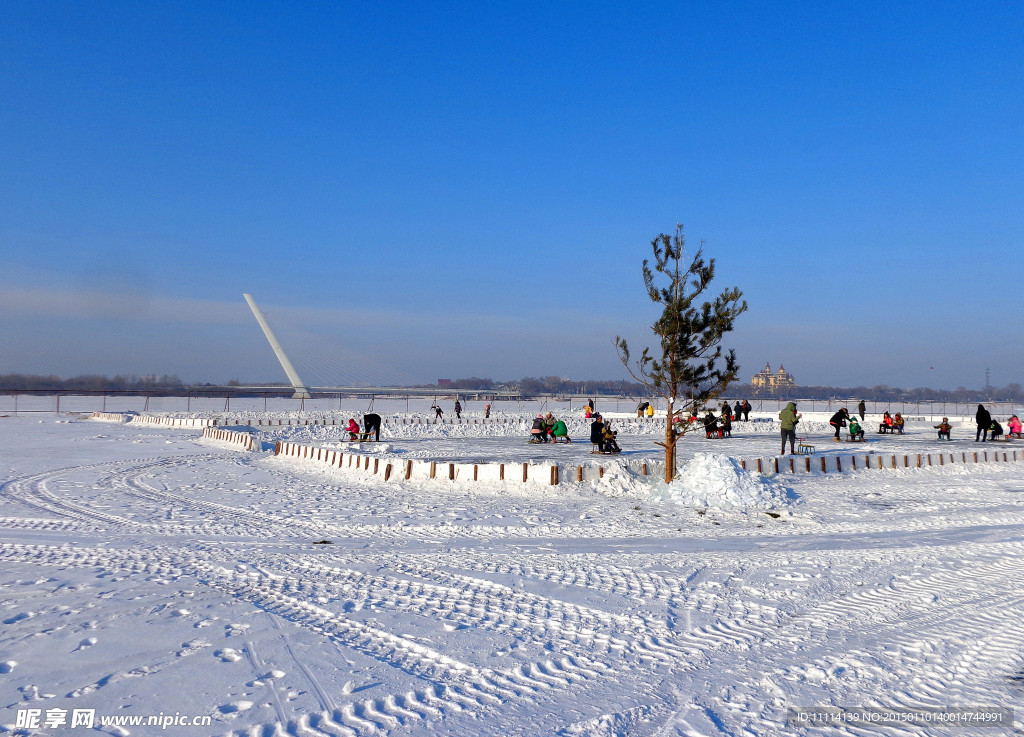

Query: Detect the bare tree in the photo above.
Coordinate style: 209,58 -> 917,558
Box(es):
615,225 -> 748,482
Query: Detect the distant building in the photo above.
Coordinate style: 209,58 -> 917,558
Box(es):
437,379 -> 452,386
751,362 -> 796,394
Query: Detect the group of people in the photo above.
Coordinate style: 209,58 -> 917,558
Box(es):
529,412 -> 571,443
788,402 -> 1024,448
430,400 -> 491,419
344,413 -> 382,442
970,405 -> 1022,442
877,411 -> 905,434
826,407 -> 905,442
701,408 -> 732,439
589,414 -> 621,453
732,400 -> 753,421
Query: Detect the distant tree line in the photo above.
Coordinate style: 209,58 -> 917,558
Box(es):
3,373 -> 1021,402
0,374 -> 187,392
441,377 -> 1024,402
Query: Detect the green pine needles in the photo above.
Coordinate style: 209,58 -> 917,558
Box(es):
615,224 -> 748,482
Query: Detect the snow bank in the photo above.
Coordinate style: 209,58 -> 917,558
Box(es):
653,452 -> 791,511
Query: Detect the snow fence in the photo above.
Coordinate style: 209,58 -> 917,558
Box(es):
201,427 -> 254,451
89,412 -> 216,428
273,440 -> 658,486
88,412 -> 130,423
272,440 -> 1024,486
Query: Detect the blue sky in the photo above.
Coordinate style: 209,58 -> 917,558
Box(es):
2,1 -> 1022,390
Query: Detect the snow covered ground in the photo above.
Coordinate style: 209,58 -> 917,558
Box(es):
2,409 -> 1024,736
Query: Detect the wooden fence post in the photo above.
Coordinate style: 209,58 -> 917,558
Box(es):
551,466 -> 558,485
522,463 -> 528,482
430,461 -> 436,479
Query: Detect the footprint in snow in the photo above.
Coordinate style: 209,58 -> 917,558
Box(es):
73,638 -> 98,652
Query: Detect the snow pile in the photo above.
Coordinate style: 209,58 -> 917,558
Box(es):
653,452 -> 791,511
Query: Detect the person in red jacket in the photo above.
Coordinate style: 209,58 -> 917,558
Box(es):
345,418 -> 360,441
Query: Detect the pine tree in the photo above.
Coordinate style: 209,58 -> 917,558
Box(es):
615,224 -> 748,482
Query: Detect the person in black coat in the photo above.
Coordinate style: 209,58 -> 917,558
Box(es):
703,412 -> 719,439
362,413 -> 382,441
590,415 -> 606,451
976,404 -> 992,442
734,400 -> 743,421
829,408 -> 850,441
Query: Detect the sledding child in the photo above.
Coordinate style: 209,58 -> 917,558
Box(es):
934,418 -> 952,440
550,419 -> 571,442
720,410 -> 732,438
602,420 -> 621,453
543,412 -> 557,441
990,419 -> 1005,441
345,418 -> 360,441
1008,415 -> 1023,439
879,411 -> 894,433
530,415 -> 547,443
848,417 -> 865,441
893,413 -> 905,434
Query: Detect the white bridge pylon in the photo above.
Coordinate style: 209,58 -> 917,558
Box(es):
243,293 -> 312,399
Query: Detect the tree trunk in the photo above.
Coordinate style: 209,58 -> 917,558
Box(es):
664,400 -> 676,483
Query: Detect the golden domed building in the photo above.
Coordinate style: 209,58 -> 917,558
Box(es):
751,362 -> 796,394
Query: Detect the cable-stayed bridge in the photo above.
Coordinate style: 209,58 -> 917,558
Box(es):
241,294 -> 516,399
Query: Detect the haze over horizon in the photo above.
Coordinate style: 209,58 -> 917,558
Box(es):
3,2 -> 1021,391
